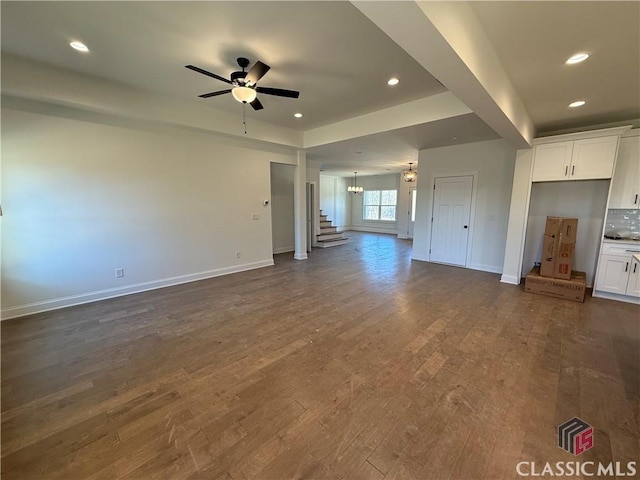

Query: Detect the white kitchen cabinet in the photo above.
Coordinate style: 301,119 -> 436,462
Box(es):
596,254 -> 633,294
571,136 -> 619,180
532,135 -> 618,182
531,141 -> 574,181
595,243 -> 640,297
608,134 -> 640,209
627,256 -> 640,297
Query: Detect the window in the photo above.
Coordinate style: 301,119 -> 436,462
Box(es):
364,190 -> 397,221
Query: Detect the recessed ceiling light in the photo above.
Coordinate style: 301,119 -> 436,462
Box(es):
387,78 -> 399,86
566,53 -> 589,65
69,41 -> 89,52
294,113 -> 303,118
569,100 -> 586,108
451,136 -> 459,140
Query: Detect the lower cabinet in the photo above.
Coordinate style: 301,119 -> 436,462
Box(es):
595,244 -> 640,298
627,257 -> 640,297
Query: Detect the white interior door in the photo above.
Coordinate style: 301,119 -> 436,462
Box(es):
430,176 -> 473,266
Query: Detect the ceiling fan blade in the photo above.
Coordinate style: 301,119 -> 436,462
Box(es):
250,97 -> 264,111
245,61 -> 271,85
256,86 -> 299,98
185,65 -> 232,84
199,89 -> 232,98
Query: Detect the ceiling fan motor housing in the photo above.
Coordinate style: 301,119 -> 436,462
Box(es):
236,57 -> 250,69
231,71 -> 248,85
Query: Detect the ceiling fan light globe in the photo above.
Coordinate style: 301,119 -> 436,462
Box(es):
232,86 -> 257,103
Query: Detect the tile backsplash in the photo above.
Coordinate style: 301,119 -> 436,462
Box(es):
605,209 -> 640,238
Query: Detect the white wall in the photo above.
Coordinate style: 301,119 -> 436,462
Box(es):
1,105 -> 298,319
413,139 -> 516,273
319,174 -> 350,232
270,163 -> 295,254
319,175 -> 337,221
349,174 -> 400,234
523,180 -> 609,286
334,176 -> 350,230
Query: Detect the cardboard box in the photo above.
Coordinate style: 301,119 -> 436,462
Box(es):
540,216 -> 578,280
525,266 -> 586,302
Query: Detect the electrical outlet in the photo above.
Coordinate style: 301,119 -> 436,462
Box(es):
235,251 -> 241,259
115,268 -> 124,278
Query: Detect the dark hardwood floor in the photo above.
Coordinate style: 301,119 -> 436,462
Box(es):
2,232 -> 639,479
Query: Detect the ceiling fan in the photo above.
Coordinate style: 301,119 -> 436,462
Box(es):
185,57 -> 300,111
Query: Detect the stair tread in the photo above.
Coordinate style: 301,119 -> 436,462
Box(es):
316,238 -> 349,248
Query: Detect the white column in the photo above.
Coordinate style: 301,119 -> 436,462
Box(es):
294,150 -> 308,260
500,148 -> 534,284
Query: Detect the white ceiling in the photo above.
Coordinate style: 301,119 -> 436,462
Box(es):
307,113 -> 500,176
2,1 -> 638,176
470,1 -> 640,135
0,1 -> 444,131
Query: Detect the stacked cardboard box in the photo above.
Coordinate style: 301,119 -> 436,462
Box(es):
525,266 -> 586,303
540,216 -> 578,280
525,216 -> 586,302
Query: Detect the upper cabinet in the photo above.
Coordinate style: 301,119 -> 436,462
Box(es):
531,141 -> 574,181
608,133 -> 640,209
532,135 -> 619,182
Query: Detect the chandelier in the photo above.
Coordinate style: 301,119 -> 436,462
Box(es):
348,171 -> 363,195
403,162 -> 417,182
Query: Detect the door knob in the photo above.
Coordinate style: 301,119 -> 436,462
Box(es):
463,225 -> 468,229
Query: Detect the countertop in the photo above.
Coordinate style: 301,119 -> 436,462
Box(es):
603,237 -> 640,245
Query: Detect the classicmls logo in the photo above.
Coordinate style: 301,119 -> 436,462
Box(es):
558,417 -> 593,456
516,417 -> 637,476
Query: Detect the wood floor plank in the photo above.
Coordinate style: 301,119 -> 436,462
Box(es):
2,232 -> 639,480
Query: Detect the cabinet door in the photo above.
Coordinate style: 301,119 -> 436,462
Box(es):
570,136 -> 618,180
531,141 -> 573,182
595,254 -> 631,294
626,258 -> 640,297
609,135 -> 640,208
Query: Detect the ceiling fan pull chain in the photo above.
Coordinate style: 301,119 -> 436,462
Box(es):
242,103 -> 247,135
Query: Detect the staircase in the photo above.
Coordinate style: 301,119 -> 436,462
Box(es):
316,211 -> 349,248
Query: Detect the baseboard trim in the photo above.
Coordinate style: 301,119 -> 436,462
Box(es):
1,259 -> 275,320
294,253 -> 308,260
411,256 -> 502,275
468,263 -> 502,275
348,226 -> 398,235
500,274 -> 521,285
592,290 -> 640,305
273,245 -> 295,254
